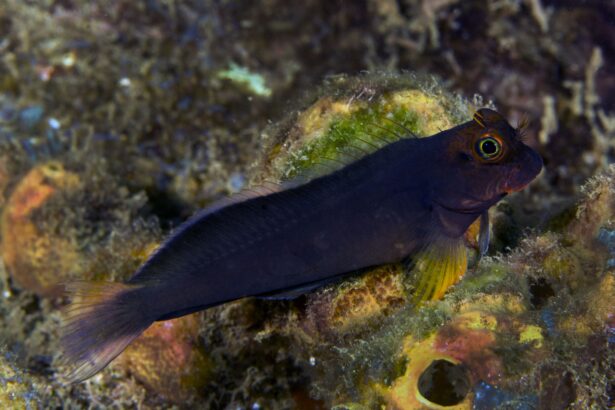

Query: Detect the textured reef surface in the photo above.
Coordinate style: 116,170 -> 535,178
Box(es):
0,1 -> 613,409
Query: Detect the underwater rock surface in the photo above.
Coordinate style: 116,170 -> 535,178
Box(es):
0,74 -> 612,409
0,351 -> 40,410
1,160 -> 160,297
0,0 -> 613,408
116,314 -> 213,403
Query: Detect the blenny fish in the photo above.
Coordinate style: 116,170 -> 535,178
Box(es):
61,108 -> 542,382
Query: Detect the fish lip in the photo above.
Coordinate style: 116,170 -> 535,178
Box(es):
433,193 -> 507,215
504,179 -> 534,193
504,184 -> 525,193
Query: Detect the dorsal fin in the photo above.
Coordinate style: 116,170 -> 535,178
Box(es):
283,112 -> 419,183
126,179 -> 291,284
198,180 -> 285,218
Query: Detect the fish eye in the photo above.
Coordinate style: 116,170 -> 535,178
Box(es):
475,135 -> 503,161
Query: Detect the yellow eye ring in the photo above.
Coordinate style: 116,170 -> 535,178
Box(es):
475,135 -> 503,161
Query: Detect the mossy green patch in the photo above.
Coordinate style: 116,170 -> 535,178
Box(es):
281,90 -> 462,180
456,261 -> 511,294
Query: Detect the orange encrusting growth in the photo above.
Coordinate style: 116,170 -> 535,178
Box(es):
1,162 -> 81,296
116,314 -> 213,402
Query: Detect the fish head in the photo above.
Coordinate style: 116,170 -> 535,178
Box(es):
430,108 -> 543,236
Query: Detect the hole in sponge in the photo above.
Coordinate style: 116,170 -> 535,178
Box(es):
528,277 -> 555,308
417,359 -> 470,406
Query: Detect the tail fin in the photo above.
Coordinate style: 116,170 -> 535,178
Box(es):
60,281 -> 154,383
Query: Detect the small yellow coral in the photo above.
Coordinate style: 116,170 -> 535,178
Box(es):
519,325 -> 543,348
384,89 -> 457,135
457,311 -> 498,331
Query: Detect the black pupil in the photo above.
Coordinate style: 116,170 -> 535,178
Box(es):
482,139 -> 498,155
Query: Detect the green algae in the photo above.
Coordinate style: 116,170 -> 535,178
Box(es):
283,104 -> 421,180
217,63 -> 272,98
263,74 -> 474,182
454,260 -> 514,297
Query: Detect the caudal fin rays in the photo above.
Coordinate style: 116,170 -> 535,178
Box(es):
59,281 -> 154,383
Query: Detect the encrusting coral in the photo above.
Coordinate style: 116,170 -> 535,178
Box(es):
1,162 -> 81,296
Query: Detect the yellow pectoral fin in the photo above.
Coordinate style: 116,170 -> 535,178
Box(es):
410,240 -> 468,304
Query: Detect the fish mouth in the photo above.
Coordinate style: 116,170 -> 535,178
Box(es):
434,193 -> 507,215
504,148 -> 543,193
504,184 -> 527,193
504,178 -> 535,193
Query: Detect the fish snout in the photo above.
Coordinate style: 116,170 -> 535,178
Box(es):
526,147 -> 544,178
503,148 -> 543,193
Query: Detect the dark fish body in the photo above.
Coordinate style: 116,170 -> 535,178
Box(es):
134,137 -> 443,320
61,109 -> 543,382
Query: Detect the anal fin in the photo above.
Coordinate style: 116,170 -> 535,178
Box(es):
256,274 -> 349,300
257,283 -> 323,300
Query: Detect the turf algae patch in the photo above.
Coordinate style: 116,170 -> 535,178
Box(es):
115,314 -> 213,404
258,73 -> 473,183
0,351 -> 40,410
0,160 -> 160,296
